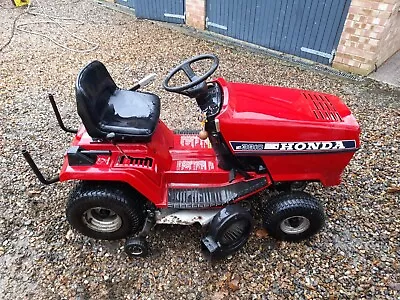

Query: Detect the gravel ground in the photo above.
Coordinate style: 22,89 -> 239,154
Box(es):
1,0 -> 399,299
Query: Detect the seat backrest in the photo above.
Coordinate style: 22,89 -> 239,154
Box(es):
75,61 -> 117,138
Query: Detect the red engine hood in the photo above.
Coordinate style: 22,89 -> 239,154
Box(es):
220,80 -> 355,124
215,77 -> 360,146
215,78 -> 360,187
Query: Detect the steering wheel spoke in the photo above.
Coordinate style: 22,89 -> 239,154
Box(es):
181,64 -> 197,81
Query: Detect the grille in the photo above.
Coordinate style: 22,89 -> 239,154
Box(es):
303,92 -> 343,122
117,156 -> 153,168
174,129 -> 198,135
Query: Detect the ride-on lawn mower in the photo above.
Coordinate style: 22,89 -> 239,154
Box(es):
23,54 -> 360,259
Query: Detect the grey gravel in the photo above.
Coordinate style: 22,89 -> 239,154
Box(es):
1,0 -> 399,299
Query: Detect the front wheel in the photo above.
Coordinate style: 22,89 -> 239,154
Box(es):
124,237 -> 149,258
66,182 -> 145,240
263,192 -> 325,242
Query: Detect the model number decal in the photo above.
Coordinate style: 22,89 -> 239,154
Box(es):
230,140 -> 357,152
176,160 -> 215,171
180,136 -> 212,149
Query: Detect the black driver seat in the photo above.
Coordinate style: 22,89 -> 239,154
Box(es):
76,61 -> 160,142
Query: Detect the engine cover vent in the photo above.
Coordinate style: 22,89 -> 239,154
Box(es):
303,92 -> 343,122
116,156 -> 153,168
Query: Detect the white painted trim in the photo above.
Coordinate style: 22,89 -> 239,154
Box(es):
164,13 -> 185,20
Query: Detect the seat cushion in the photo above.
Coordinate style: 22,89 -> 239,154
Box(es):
99,89 -> 160,138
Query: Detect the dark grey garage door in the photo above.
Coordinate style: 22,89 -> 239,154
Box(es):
115,0 -> 135,9
206,0 -> 351,65
135,0 -> 185,24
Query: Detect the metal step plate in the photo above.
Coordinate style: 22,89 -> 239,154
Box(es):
168,177 -> 267,208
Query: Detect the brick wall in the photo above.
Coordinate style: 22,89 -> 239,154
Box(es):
376,2 -> 400,66
185,0 -> 206,29
333,0 -> 400,75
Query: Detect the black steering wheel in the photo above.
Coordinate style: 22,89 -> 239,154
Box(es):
163,54 -> 219,94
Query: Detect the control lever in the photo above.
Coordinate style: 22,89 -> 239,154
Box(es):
130,73 -> 157,91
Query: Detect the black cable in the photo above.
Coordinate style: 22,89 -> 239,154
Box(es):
0,11 -> 26,52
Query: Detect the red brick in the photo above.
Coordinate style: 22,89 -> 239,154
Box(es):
377,2 -> 389,11
371,1 -> 382,10
349,6 -> 363,14
350,35 -> 360,42
349,60 -> 362,68
368,38 -> 379,46
358,36 -> 367,43
369,31 -> 381,38
334,57 -> 344,64
379,11 -> 392,19
374,25 -> 386,32
352,54 -> 368,62
344,40 -> 353,47
364,23 -> 372,30
341,58 -> 351,65
345,27 -> 356,34
359,15 -> 367,22
362,8 -> 380,16
357,43 -> 367,50
337,45 -> 346,52
351,0 -> 367,8
354,29 -> 367,36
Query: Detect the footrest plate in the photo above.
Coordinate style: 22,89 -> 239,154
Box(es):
168,177 -> 267,208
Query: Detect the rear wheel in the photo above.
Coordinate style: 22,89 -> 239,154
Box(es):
263,192 -> 325,241
66,182 -> 145,240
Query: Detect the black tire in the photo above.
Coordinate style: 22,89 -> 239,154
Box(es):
66,182 -> 145,240
124,237 -> 149,258
263,192 -> 325,242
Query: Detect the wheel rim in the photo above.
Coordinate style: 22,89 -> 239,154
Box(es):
127,245 -> 143,256
82,207 -> 122,233
280,216 -> 310,234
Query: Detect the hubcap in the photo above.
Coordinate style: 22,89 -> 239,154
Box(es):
82,207 -> 122,233
280,216 -> 310,234
127,245 -> 143,256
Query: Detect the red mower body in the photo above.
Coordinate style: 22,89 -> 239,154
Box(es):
59,77 -> 360,208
